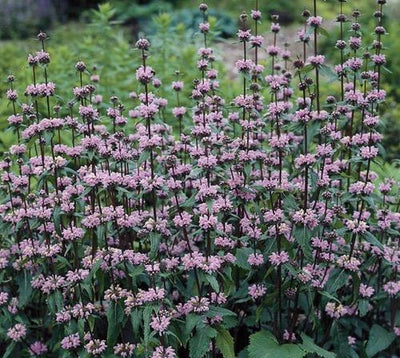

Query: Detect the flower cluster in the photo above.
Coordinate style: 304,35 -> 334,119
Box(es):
0,1 -> 399,357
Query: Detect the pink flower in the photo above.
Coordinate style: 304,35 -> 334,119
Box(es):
173,212 -> 192,228
372,54 -> 386,65
152,346 -> 176,358
337,255 -> 361,272
237,29 -> 251,41
383,281 -> 400,296
348,336 -> 356,346
136,66 -> 155,84
61,333 -> 81,350
136,38 -> 150,50
325,302 -> 348,318
268,251 -> 289,266
283,330 -> 296,342
345,57 -> 363,71
307,55 -> 325,67
359,146 -> 379,159
0,291 -> 9,305
248,253 -> 264,266
266,45 -> 280,56
250,35 -> 264,47
394,327 -> 400,337
235,59 -> 254,73
114,342 -> 135,357
29,341 -> 48,356
359,284 -> 375,298
248,284 -> 266,299
172,107 -> 186,118
199,22 -> 210,33
150,314 -> 171,334
7,323 -> 27,342
307,16 -> 323,27
251,10 -> 261,20
7,115 -> 23,125
172,81 -> 184,91
6,89 -> 18,101
85,339 -> 107,355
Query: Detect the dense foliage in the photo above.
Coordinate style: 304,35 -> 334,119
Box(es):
0,1 -> 400,357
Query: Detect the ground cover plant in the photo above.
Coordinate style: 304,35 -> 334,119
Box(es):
0,0 -> 399,357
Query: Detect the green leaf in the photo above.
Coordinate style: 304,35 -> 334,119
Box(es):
54,290 -> 64,311
206,306 -> 237,318
317,26 -> 329,37
238,348 -> 249,358
318,290 -> 341,304
3,341 -> 16,358
299,333 -> 336,358
293,226 -> 312,260
143,305 -> 153,345
131,309 -> 142,335
107,302 -> 124,348
189,330 -> 211,358
235,247 -> 253,269
181,194 -> 196,208
357,299 -> 370,317
138,150 -> 150,166
185,313 -> 203,336
205,274 -> 219,292
17,271 -> 32,307
365,324 -> 395,357
248,331 -> 305,358
363,232 -> 384,250
149,232 -> 161,258
216,326 -> 235,358
350,272 -> 360,304
327,269 -> 346,294
53,205 -> 62,235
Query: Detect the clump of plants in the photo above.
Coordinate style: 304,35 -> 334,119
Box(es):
0,1 -> 399,357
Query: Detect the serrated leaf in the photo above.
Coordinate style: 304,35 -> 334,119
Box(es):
293,226 -> 312,260
216,326 -> 235,358
299,333 -> 336,358
107,302 -> 124,348
189,330 -> 211,358
207,306 -> 237,318
365,324 -> 395,357
185,313 -> 203,336
248,331 -> 306,358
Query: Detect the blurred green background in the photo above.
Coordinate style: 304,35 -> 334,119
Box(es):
0,0 -> 399,174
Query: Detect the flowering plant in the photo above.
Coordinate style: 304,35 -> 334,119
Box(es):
0,1 -> 399,357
